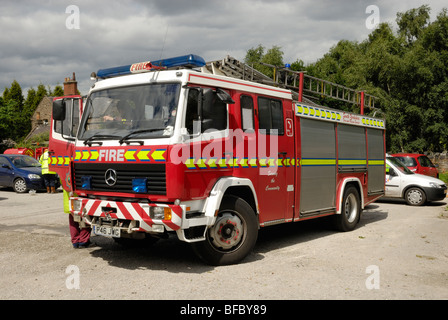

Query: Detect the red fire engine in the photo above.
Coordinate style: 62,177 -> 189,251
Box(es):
49,54 -> 385,265
4,147 -> 46,160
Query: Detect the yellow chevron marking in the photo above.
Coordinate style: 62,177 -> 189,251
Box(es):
136,149 -> 151,161
185,158 -> 196,169
151,149 -> 166,161
75,150 -> 82,161
124,149 -> 136,161
81,151 -> 90,161
90,150 -> 99,161
207,158 -> 218,168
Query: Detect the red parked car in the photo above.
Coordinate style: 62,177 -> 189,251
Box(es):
390,153 -> 439,178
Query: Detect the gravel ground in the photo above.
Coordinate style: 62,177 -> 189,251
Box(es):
0,188 -> 447,303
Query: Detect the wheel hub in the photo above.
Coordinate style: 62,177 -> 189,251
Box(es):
407,190 -> 422,204
210,212 -> 243,250
344,193 -> 357,223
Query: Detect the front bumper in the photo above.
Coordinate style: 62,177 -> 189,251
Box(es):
70,197 -> 214,242
423,186 -> 447,202
27,179 -> 45,190
71,197 -> 183,232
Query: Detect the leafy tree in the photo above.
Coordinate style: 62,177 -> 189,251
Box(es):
397,5 -> 431,44
245,44 -> 284,78
52,85 -> 64,97
244,5 -> 448,153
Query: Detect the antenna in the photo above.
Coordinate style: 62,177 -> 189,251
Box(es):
159,25 -> 169,60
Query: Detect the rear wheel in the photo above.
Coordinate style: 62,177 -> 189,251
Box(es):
192,195 -> 258,265
13,178 -> 28,193
335,186 -> 361,232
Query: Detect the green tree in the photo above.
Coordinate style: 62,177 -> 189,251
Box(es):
397,5 -> 431,44
245,44 -> 285,78
245,6 -> 448,153
52,85 -> 64,97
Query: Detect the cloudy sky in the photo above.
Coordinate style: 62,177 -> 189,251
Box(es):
1,0 -> 447,96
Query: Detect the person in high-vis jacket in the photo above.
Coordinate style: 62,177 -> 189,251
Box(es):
39,148 -> 58,193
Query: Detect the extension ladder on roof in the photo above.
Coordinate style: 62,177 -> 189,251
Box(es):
203,56 -> 378,114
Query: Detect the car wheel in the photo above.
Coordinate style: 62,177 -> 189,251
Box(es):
405,187 -> 426,206
192,195 -> 258,266
13,178 -> 28,193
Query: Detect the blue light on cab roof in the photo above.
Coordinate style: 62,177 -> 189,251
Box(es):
96,54 -> 206,79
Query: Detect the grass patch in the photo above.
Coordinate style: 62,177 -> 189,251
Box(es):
439,172 -> 448,184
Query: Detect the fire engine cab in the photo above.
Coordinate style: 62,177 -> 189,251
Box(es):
50,54 -> 386,265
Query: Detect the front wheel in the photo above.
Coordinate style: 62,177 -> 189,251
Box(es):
405,187 -> 426,206
13,178 -> 28,193
335,186 -> 361,232
192,195 -> 258,266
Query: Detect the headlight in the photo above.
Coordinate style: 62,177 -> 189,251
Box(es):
429,182 -> 442,188
71,199 -> 82,212
28,174 -> 41,180
149,206 -> 171,220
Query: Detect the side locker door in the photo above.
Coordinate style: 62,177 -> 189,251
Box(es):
49,96 -> 83,191
367,128 -> 385,195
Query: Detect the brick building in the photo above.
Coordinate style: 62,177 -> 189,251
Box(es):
25,73 -> 78,142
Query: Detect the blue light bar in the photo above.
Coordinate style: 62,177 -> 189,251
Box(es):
97,54 -> 206,79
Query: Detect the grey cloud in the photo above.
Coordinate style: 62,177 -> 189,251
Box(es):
1,0 -> 446,95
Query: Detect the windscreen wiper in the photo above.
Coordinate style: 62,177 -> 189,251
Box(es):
119,128 -> 166,145
83,134 -> 121,146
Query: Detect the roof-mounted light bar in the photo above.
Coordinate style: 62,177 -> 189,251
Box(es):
96,54 -> 206,79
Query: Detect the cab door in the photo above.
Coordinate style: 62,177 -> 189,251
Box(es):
255,96 -> 295,224
49,96 -> 83,191
385,163 -> 402,197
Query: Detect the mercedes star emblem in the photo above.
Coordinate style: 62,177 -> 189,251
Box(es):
105,169 -> 117,186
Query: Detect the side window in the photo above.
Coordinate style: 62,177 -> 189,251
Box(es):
202,93 -> 227,132
0,157 -> 10,167
185,89 -> 199,134
54,98 -> 80,137
241,95 -> 254,132
185,88 -> 228,134
258,97 -> 284,135
418,156 -> 434,167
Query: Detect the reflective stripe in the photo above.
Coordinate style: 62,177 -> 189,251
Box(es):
301,158 -> 337,166
40,152 -> 56,174
338,159 -> 367,166
368,160 -> 385,166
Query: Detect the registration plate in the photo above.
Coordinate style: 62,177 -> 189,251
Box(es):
93,225 -> 121,238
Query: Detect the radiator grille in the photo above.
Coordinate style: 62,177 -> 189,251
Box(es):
74,163 -> 166,195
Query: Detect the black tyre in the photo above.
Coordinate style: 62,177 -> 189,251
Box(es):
13,178 -> 28,193
192,195 -> 258,266
335,186 -> 361,232
404,187 -> 426,206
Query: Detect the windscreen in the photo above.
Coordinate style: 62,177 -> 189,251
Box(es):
78,83 -> 181,141
387,157 -> 414,174
395,156 -> 417,167
9,156 -> 41,168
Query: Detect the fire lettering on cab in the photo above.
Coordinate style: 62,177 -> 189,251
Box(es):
98,149 -> 125,162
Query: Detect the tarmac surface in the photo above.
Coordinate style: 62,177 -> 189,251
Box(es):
0,187 -> 447,302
